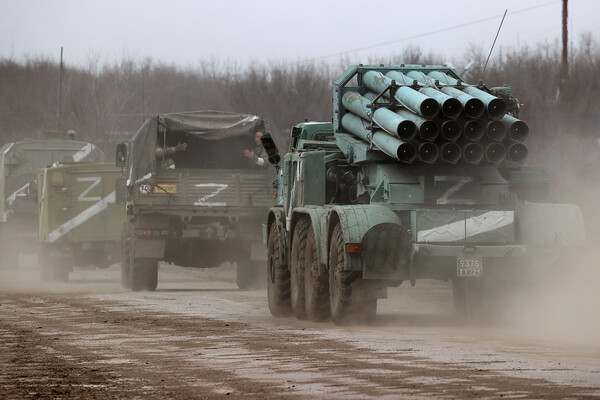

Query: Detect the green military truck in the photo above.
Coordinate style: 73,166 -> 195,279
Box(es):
262,64 -> 585,324
0,130 -> 104,268
37,162 -> 126,281
117,110 -> 275,291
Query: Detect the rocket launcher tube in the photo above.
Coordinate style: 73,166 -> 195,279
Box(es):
502,114 -> 529,141
460,117 -> 484,141
342,92 -> 417,140
482,118 -> 508,142
363,70 -> 439,118
395,109 -> 439,142
505,140 -> 528,163
484,141 -> 507,164
363,92 -> 439,142
400,71 -> 462,119
341,113 -> 417,163
439,142 -> 462,164
461,141 -> 485,165
439,86 -> 485,119
418,87 -> 462,119
436,118 -> 462,142
411,139 -> 439,164
428,71 -> 507,119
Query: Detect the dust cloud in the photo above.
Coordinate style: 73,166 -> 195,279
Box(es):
486,128 -> 600,348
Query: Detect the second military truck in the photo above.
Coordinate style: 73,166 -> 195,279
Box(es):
118,111 -> 275,291
37,162 -> 126,281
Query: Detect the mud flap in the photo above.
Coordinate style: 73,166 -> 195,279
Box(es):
134,238 -> 165,258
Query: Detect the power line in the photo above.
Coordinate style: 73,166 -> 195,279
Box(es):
300,1 -> 561,64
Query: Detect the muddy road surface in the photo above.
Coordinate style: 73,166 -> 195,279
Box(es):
1,259 -> 599,399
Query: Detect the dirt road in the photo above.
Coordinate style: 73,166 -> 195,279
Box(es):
1,260 -> 599,399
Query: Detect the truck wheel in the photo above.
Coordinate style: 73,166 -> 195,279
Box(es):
290,218 -> 310,320
236,263 -> 252,290
267,223 -> 291,317
0,233 -> 18,269
1,248 -> 18,270
41,256 -> 69,282
304,227 -> 330,322
237,261 -> 266,290
131,258 -> 158,291
39,252 -> 52,281
329,223 -> 360,325
121,225 -> 132,289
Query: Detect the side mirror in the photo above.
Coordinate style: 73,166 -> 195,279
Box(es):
260,133 -> 280,166
116,143 -> 127,168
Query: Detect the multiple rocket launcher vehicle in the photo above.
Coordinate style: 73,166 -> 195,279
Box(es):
340,68 -> 529,167
262,64 -> 585,324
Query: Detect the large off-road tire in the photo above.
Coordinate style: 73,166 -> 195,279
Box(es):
131,258 -> 158,292
329,223 -> 360,325
0,227 -> 18,270
290,218 -> 310,320
38,249 -> 52,281
304,227 -> 330,322
51,262 -> 69,282
237,263 -> 252,290
121,224 -> 132,289
39,256 -> 69,282
0,246 -> 19,270
237,261 -> 266,290
267,223 -> 291,317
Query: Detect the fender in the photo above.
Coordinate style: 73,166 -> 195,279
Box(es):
290,206 -> 329,274
329,205 -> 408,275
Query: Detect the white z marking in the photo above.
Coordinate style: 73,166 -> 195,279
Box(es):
194,184 -> 228,207
6,183 -> 30,206
436,176 -> 474,205
418,211 -> 514,242
49,192 -> 116,242
72,143 -> 95,162
77,177 -> 102,202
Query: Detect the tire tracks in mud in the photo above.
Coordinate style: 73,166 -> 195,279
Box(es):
1,293 -> 599,399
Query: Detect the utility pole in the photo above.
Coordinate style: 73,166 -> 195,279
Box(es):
561,0 -> 569,82
56,47 -> 64,131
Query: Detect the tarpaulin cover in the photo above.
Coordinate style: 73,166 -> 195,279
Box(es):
126,110 -> 263,186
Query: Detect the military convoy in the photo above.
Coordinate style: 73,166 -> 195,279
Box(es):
0,66 -> 587,326
117,111 -> 275,291
37,162 -> 126,281
0,130 -> 104,268
262,64 -> 585,324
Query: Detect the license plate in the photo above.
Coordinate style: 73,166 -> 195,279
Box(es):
457,257 -> 483,277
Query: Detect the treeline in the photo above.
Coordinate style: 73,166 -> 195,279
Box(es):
1,37 -> 599,196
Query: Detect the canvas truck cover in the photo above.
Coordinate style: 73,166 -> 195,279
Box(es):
126,111 -> 264,187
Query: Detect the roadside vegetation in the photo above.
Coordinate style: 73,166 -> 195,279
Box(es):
0,35 -> 598,229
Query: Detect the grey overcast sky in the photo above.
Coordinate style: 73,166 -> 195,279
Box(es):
1,0 -> 599,68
